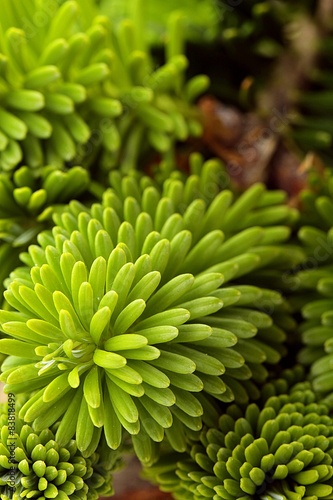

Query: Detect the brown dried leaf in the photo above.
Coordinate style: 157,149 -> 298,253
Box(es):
269,149 -> 326,206
198,95 -> 278,188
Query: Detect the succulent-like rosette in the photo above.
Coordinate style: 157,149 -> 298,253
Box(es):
145,382 -> 333,499
0,399 -> 120,500
0,165 -> 89,298
295,174 -> 333,396
0,169 -> 299,462
0,0 -> 208,171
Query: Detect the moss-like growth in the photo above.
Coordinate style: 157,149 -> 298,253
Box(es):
144,381 -> 333,499
0,398 -> 121,500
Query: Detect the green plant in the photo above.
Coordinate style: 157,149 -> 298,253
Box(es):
289,30 -> 333,165
97,0 -> 221,44
0,160 -> 301,468
294,173 -> 333,398
100,0 -> 298,105
0,0 -> 208,172
144,379 -> 333,499
2,1 -> 333,499
0,398 -> 121,500
0,165 -> 89,299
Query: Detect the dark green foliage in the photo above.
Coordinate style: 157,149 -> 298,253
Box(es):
295,174 -> 333,397
290,33 -> 333,165
0,398 -> 121,500
144,381 -> 333,499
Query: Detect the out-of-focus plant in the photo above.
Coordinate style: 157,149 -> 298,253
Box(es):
0,165 -> 89,298
294,173 -> 333,399
0,0 -> 208,172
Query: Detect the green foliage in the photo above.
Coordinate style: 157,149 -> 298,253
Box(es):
0,399 -> 121,500
0,1 -> 333,498
98,0 -> 221,44
0,160 -> 300,466
295,174 -> 333,397
0,165 -> 89,297
144,381 -> 333,499
0,0 -> 208,172
97,0 -> 290,104
290,34 -> 333,165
